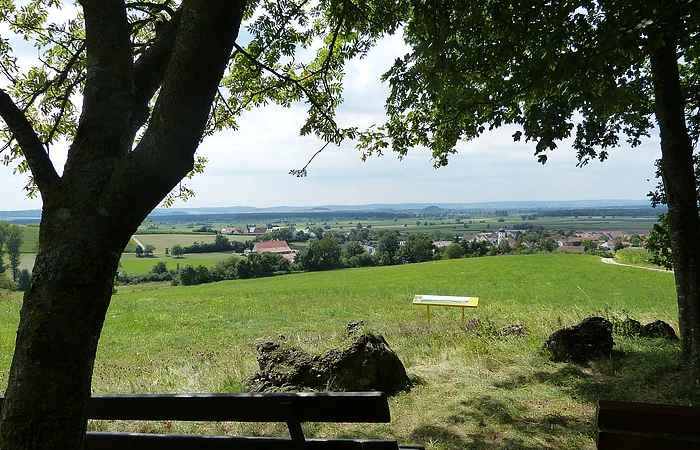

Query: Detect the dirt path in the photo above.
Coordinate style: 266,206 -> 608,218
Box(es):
601,257 -> 672,273
131,236 -> 145,249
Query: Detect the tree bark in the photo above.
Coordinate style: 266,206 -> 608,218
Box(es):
0,1 -> 247,448
649,35 -> 700,365
0,197 -> 135,449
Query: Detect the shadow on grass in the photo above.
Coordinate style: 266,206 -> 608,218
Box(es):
495,343 -> 700,405
306,342 -> 696,449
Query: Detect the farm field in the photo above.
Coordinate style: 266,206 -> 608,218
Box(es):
0,253 -> 686,449
119,253 -> 241,274
328,216 -> 659,235
140,214 -> 660,237
132,233 -> 219,251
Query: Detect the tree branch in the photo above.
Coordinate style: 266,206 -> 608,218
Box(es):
20,41 -> 86,112
289,141 -> 333,177
126,2 -> 176,17
129,7 -> 183,136
45,74 -> 86,146
70,0 -> 134,162
119,0 -> 246,215
0,88 -> 60,193
233,42 -> 340,136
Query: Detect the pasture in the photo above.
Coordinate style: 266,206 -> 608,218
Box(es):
0,254 -> 687,449
132,233 -> 251,253
119,253 -> 241,274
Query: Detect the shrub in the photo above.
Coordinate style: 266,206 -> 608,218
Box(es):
0,275 -> 17,291
17,269 -> 30,291
444,243 -> 465,259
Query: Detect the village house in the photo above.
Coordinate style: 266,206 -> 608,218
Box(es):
253,240 -> 297,260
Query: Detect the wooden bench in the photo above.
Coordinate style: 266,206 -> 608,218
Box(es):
1,392 -> 423,449
596,399 -> 700,449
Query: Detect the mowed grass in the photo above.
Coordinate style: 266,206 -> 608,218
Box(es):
119,253 -> 240,274
132,233 -> 218,251
132,233 -> 252,252
0,254 -> 688,449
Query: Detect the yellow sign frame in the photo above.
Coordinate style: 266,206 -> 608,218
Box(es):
412,295 -> 479,326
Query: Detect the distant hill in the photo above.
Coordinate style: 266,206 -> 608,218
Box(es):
0,199 -> 662,222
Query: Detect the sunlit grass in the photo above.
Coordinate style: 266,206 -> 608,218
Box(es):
0,253 -> 688,449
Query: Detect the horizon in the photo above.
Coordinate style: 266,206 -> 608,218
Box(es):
0,198 -> 661,216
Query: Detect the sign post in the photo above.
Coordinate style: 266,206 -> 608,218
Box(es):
412,295 -> 479,326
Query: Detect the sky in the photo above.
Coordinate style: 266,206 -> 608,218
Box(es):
0,6 -> 663,212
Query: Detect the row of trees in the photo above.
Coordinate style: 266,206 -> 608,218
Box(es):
174,253 -> 290,286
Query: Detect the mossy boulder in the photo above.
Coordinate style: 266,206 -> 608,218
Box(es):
244,325 -> 411,395
543,317 -> 614,363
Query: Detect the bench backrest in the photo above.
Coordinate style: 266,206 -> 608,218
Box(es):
597,400 -> 700,449
0,392 -> 400,450
85,391 -> 391,422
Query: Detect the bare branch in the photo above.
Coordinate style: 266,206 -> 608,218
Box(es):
0,88 -> 60,192
289,141 -> 333,177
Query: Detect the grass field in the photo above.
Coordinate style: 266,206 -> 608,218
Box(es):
120,253 -> 241,274
132,233 -> 252,253
0,254 -> 687,449
19,225 -> 38,253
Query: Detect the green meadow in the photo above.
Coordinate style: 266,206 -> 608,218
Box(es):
0,254 -> 688,449
119,253 -> 241,274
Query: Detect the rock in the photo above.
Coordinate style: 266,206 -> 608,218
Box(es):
346,321 -> 366,337
612,318 -> 644,337
243,341 -> 323,392
499,324 -> 527,337
244,326 -> 411,395
543,317 -> 614,363
320,333 -> 411,393
640,320 -> 678,341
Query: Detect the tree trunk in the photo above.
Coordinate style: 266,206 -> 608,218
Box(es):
649,35 -> 700,365
0,1 -> 247,447
0,197 -> 137,449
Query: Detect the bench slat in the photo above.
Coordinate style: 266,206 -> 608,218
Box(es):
85,432 -> 400,450
597,400 -> 700,437
86,392 -> 391,423
597,431 -> 700,450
